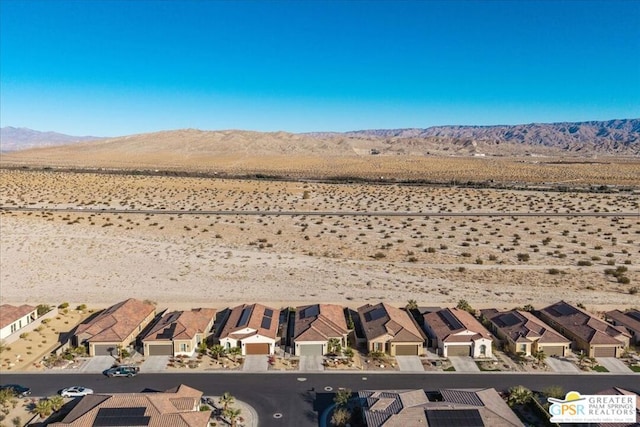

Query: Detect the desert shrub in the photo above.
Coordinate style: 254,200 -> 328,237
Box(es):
36,304 -> 52,316
58,302 -> 69,309
577,260 -> 592,266
517,253 -> 530,262
629,287 -> 638,295
548,268 -> 561,275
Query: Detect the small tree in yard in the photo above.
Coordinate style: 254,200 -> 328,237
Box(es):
456,299 -> 476,315
224,407 -> 242,427
406,299 -> 418,311
533,350 -> 547,367
327,338 -> 342,355
227,346 -> 242,361
210,344 -> 225,360
543,385 -> 565,400
48,395 -> 65,412
507,385 -> 533,407
219,392 -> 235,412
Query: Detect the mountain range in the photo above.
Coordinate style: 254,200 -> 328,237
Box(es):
1,119 -> 638,156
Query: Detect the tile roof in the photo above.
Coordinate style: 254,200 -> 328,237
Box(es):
74,298 -> 156,343
0,304 -> 36,329
539,301 -> 630,345
359,388 -> 522,427
481,309 -> 570,345
142,308 -> 216,342
293,304 -> 348,342
219,303 -> 278,340
424,308 -> 492,343
50,384 -> 210,427
357,303 -> 424,343
605,309 -> 640,334
594,387 -> 640,427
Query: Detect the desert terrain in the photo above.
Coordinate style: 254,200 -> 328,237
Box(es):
1,166 -> 638,312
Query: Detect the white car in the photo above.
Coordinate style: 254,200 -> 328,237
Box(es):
60,386 -> 94,397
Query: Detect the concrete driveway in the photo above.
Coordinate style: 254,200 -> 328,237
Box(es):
396,356 -> 424,372
449,356 -> 480,372
78,356 -> 115,373
243,355 -> 268,372
299,355 -> 324,372
597,357 -> 632,373
545,356 -> 581,373
140,356 -> 169,372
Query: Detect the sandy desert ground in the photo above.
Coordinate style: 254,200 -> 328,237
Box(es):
1,168 -> 638,312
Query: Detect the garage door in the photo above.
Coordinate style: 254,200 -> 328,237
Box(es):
147,344 -> 173,356
245,343 -> 270,355
541,345 -> 564,357
93,344 -> 115,356
593,346 -> 616,357
299,344 -> 324,356
395,345 -> 419,356
447,345 -> 471,357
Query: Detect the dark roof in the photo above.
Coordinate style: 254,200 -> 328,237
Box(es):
424,308 -> 492,343
293,304 -> 348,342
539,301 -> 630,345
219,303 -> 278,340
481,309 -> 569,345
358,303 -> 425,343
605,309 -> 640,334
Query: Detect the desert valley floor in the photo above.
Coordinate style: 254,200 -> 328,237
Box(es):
1,168 -> 638,312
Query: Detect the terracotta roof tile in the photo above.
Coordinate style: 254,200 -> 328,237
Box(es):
293,304 -> 348,342
142,308 -> 215,342
481,309 -> 569,345
424,308 -> 492,343
605,309 -> 640,335
219,303 -> 278,340
75,298 -> 155,343
0,304 -> 37,329
358,303 -> 424,343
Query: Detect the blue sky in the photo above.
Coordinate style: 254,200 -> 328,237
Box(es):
1,0 -> 639,136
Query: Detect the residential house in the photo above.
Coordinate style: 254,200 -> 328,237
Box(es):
593,387 -> 640,427
292,304 -> 349,356
481,309 -> 570,357
141,308 -> 216,356
0,304 -> 38,340
538,301 -> 630,358
49,384 -> 210,427
423,308 -> 493,358
605,309 -> 640,345
218,303 -> 278,355
73,298 -> 156,356
359,388 -> 523,426
357,303 -> 425,356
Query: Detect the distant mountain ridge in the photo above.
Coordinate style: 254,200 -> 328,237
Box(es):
0,127 -> 103,152
1,119 -> 638,156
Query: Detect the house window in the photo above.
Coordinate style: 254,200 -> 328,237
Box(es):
181,343 -> 187,352
11,323 -> 17,333
519,344 -> 526,352
374,342 -> 383,352
480,344 -> 487,356
225,342 -> 231,350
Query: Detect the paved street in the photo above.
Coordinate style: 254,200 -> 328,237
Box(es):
545,356 -> 581,373
3,372 -> 639,427
449,356 -> 480,372
597,357 -> 632,373
395,356 -> 424,372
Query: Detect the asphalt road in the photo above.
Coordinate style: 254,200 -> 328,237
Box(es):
1,206 -> 639,218
3,373 -> 638,427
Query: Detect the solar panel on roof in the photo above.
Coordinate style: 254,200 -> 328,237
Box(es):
499,313 -> 522,327
301,305 -> 320,319
364,307 -> 386,322
264,308 -> 274,317
439,310 -> 464,330
627,311 -> 640,322
261,316 -> 272,329
237,307 -> 252,327
94,407 -> 150,427
554,304 -> 577,316
425,409 -> 484,427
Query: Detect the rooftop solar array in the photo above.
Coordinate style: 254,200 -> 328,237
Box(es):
300,305 -> 320,319
94,407 -> 150,427
553,303 -> 578,316
364,307 -> 387,322
425,409 -> 484,427
261,308 -> 274,329
627,311 -> 640,322
499,312 -> 522,327
237,306 -> 252,328
439,310 -> 464,330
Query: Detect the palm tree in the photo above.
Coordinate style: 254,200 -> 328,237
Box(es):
48,395 -> 65,412
224,407 -> 242,427
507,385 -> 533,407
406,299 -> 418,310
219,392 -> 235,412
333,388 -> 352,408
577,352 -> 589,369
210,344 -> 226,360
342,347 -> 354,360
330,407 -> 351,426
227,346 -> 242,361
533,350 -> 547,367
327,338 -> 342,355
32,399 -> 53,419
